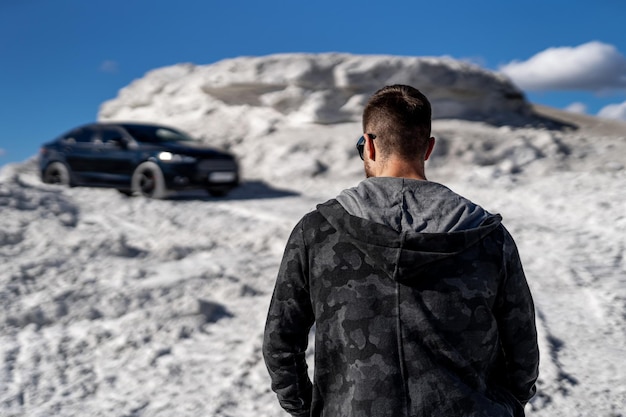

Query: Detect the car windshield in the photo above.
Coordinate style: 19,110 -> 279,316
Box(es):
123,125 -> 196,143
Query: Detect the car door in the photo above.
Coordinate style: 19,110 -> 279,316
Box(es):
86,126 -> 137,186
62,126 -> 98,184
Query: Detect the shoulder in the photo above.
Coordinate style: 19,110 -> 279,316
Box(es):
289,199 -> 344,246
299,199 -> 342,226
297,205 -> 327,230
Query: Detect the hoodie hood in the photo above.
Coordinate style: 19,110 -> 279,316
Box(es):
318,178 -> 502,283
336,177 -> 490,233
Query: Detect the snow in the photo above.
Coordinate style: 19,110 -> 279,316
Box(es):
2,53 -> 626,416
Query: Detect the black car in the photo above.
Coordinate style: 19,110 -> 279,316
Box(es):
39,122 -> 240,198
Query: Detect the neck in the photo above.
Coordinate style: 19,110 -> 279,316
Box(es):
375,158 -> 428,180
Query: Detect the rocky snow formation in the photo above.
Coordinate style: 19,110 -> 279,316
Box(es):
99,53 -> 534,139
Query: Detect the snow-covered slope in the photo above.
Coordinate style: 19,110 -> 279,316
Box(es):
1,53 -> 625,417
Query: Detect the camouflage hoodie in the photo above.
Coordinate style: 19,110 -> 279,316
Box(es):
263,178 -> 539,417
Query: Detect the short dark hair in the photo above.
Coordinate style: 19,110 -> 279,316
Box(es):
362,85 -> 432,161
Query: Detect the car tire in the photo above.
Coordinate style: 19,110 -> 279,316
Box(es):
43,162 -> 71,186
131,161 -> 167,199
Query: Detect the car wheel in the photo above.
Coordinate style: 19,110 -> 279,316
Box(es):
43,162 -> 71,186
131,162 -> 167,199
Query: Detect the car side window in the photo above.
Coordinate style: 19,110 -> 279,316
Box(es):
100,127 -> 125,145
64,128 -> 94,144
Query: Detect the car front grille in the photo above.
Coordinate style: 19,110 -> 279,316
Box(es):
197,158 -> 238,173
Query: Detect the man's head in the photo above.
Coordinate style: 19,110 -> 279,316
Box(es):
361,85 -> 435,178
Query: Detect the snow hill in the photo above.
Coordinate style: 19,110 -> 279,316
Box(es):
1,53 -> 625,417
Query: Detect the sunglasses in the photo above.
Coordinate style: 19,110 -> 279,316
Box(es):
356,134 -> 376,160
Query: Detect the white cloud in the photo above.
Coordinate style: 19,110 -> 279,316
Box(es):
500,41 -> 626,92
597,101 -> 626,121
99,60 -> 119,73
564,102 -> 587,114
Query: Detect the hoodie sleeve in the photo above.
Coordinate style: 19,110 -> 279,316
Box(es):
495,226 -> 540,406
263,218 -> 315,417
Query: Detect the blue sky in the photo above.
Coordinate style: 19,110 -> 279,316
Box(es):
2,0 -> 626,166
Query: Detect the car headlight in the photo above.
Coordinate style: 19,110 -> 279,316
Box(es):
158,152 -> 196,163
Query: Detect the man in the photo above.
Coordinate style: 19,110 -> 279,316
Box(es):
263,85 -> 539,417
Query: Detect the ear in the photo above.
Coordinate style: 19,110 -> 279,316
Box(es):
365,133 -> 376,161
424,137 -> 436,161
